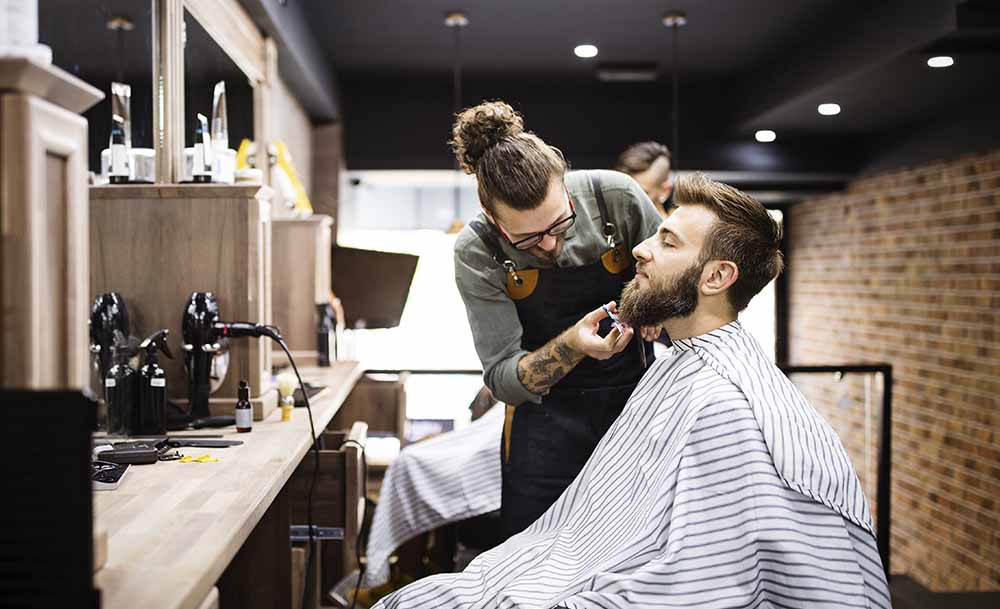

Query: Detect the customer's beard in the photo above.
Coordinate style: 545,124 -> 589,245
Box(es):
618,261 -> 702,328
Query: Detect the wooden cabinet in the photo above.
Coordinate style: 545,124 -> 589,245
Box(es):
89,184 -> 277,418
271,215 -> 333,365
289,421 -> 368,603
0,58 -> 102,389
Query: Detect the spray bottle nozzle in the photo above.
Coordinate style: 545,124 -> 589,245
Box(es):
140,328 -> 174,361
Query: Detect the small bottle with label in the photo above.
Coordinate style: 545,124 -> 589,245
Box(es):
235,380 -> 252,432
192,113 -> 213,183
109,115 -> 131,184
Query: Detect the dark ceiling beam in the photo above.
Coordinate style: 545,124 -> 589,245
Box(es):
238,0 -> 339,122
736,0 -> 958,132
929,0 -> 1000,54
957,0 -> 1000,30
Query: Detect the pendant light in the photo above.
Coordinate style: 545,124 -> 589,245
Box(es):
662,10 -> 687,168
445,11 -> 469,233
106,15 -> 135,85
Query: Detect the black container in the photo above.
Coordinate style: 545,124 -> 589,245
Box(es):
316,303 -> 334,367
137,329 -> 173,435
106,338 -> 139,435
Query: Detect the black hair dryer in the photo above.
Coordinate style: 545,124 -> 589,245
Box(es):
181,292 -> 230,419
90,292 -> 130,386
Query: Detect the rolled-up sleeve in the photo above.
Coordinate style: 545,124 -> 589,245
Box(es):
454,239 -> 542,405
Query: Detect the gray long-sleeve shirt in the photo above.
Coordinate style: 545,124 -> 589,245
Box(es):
454,169 -> 662,405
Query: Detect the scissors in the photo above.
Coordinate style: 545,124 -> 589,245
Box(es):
602,305 -> 648,369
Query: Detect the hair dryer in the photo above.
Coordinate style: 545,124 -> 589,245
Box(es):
90,292 -> 130,384
181,292 -> 229,419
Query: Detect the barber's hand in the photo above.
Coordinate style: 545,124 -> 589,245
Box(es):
640,325 -> 662,342
567,301 -> 634,360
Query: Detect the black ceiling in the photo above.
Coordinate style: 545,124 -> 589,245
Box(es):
308,0 -> 841,76
295,0 -> 1000,176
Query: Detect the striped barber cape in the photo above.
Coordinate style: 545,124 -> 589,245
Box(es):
375,321 -> 890,609
364,403 -> 505,587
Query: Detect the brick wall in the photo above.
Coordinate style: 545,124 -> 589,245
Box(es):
787,149 -> 1000,591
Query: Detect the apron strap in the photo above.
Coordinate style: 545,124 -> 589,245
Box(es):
588,172 -> 618,250
469,219 -> 525,286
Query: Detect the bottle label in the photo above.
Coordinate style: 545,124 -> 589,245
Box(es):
105,378 -> 116,388
150,378 -> 166,387
111,144 -> 130,176
235,408 -> 253,430
193,144 -> 206,176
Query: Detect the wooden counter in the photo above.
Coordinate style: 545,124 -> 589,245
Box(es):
93,361 -> 365,609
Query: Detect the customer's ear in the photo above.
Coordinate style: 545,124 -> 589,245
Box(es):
701,260 -> 738,296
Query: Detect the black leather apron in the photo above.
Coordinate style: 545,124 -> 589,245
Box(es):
470,173 -> 653,538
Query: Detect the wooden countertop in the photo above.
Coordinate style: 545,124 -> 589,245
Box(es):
93,361 -> 365,609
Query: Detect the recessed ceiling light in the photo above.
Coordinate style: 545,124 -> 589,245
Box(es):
574,44 -> 598,59
755,130 -> 777,143
817,103 -> 841,116
927,55 -> 954,68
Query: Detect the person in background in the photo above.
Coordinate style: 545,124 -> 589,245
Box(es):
451,101 -> 662,538
615,141 -> 673,216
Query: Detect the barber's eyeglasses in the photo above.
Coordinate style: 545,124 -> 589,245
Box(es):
495,194 -> 577,250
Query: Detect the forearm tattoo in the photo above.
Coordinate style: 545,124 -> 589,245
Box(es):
517,331 -> 585,395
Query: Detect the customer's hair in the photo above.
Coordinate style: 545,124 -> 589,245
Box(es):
450,101 -> 567,213
614,141 -> 672,175
675,173 -> 784,312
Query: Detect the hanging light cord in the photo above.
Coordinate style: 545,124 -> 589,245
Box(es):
450,15 -> 466,221
663,10 -> 686,168
671,22 -> 680,168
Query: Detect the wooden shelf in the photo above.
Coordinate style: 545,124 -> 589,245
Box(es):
0,57 -> 103,113
90,183 -> 277,416
90,184 -> 273,201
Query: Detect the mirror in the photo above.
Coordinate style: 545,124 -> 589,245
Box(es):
38,0 -> 154,177
182,8 -> 254,183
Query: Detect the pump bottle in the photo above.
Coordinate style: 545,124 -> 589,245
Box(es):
106,331 -> 139,435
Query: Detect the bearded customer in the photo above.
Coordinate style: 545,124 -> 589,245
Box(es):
375,173 -> 890,609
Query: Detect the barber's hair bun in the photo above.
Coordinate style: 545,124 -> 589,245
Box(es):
450,101 -> 524,174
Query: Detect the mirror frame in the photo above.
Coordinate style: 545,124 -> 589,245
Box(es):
152,0 -> 273,183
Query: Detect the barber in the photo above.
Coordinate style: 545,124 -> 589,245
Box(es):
451,101 -> 662,537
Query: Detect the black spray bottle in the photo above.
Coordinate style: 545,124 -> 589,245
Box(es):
137,329 -> 173,435
106,331 -> 140,435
